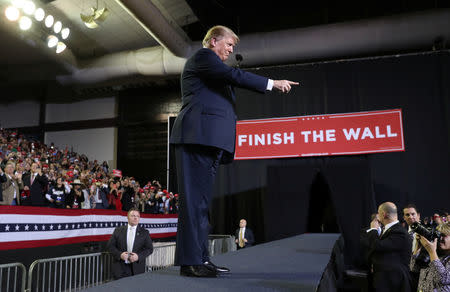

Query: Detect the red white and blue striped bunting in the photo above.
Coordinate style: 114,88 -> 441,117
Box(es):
0,206 -> 177,250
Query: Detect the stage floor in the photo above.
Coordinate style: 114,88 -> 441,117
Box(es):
83,233 -> 340,292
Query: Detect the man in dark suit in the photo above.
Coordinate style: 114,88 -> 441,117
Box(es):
170,25 -> 298,277
0,161 -> 8,202
107,208 -> 153,279
21,162 -> 48,206
235,219 -> 255,249
363,202 -> 412,292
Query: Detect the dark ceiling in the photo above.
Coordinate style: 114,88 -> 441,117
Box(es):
183,0 -> 450,41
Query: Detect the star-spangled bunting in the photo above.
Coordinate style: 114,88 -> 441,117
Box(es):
1,222 -> 177,232
0,208 -> 178,250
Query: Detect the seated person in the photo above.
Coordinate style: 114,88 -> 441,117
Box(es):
410,222 -> 450,292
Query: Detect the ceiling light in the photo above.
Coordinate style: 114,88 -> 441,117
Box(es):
80,6 -> 109,29
53,21 -> 62,33
19,16 -> 32,30
23,1 -> 35,15
61,27 -> 70,39
12,0 -> 25,9
34,8 -> 44,21
5,6 -> 20,21
47,35 -> 58,48
56,42 -> 66,54
44,14 -> 53,27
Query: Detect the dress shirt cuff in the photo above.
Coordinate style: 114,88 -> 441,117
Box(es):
366,227 -> 381,235
266,79 -> 274,91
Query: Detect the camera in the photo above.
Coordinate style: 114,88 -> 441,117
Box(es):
411,222 -> 441,241
411,222 -> 442,268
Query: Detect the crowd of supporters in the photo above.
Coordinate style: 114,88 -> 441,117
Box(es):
0,129 -> 178,214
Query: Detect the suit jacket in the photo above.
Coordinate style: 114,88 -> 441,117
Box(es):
107,225 -> 153,279
22,172 -> 48,206
235,227 -> 255,248
0,173 -> 7,202
0,174 -> 23,205
170,48 -> 268,163
364,222 -> 412,292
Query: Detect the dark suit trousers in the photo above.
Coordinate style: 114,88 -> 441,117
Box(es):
174,144 -> 222,265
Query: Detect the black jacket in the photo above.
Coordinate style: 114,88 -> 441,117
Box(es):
235,227 -> 255,248
22,172 -> 49,206
363,222 -> 412,292
0,173 -> 7,201
107,225 -> 153,279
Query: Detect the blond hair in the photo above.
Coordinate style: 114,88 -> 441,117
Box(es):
202,25 -> 239,48
437,222 -> 450,236
5,162 -> 15,169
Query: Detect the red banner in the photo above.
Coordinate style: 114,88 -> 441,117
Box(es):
235,109 -> 404,160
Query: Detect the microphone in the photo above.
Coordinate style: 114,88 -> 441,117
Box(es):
235,54 -> 243,68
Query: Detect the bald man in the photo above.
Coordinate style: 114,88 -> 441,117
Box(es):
364,202 -> 412,292
234,219 -> 254,249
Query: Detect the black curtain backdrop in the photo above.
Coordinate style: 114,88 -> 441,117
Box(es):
210,51 -> 450,267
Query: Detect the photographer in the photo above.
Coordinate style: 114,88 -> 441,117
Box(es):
410,223 -> 450,291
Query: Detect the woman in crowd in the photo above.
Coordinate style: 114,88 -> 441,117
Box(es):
410,222 -> 450,291
107,180 -> 122,210
65,179 -> 85,209
46,177 -> 70,208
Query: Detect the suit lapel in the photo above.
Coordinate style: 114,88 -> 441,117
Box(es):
121,225 -> 128,251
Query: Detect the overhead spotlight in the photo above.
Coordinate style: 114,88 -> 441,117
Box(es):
61,27 -> 70,39
47,35 -> 58,48
53,21 -> 62,33
23,1 -> 35,15
80,5 -> 109,29
12,0 -> 26,9
56,41 -> 66,54
5,6 -> 20,21
44,14 -> 53,27
34,8 -> 44,21
19,16 -> 32,30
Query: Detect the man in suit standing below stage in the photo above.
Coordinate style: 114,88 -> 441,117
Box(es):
364,202 -> 412,291
22,162 -> 48,206
107,208 -> 153,279
170,25 -> 298,277
0,158 -> 7,203
235,219 -> 254,249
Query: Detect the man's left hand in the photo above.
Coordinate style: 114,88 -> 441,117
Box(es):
129,253 -> 139,263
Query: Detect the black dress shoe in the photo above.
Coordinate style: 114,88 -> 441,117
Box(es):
204,261 -> 231,273
180,265 -> 217,277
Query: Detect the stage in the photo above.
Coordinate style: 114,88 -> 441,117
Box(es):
83,233 -> 340,292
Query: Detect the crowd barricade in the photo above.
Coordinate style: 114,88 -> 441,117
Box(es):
4,236 -> 236,291
208,235 -> 237,257
146,242 -> 176,272
0,262 -> 26,292
26,252 -> 113,292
